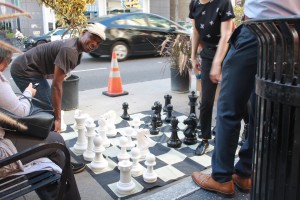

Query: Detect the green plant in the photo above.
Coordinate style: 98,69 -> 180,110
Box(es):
234,5 -> 244,27
160,34 -> 192,75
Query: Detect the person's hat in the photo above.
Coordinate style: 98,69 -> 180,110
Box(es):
86,23 -> 106,40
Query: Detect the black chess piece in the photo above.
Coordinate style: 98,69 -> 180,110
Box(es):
167,117 -> 182,148
150,114 -> 159,135
188,91 -> 198,116
163,94 -> 172,112
120,102 -> 131,120
164,104 -> 173,123
151,101 -> 163,127
183,113 -> 198,145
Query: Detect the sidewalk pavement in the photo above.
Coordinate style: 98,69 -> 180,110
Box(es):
19,77 -> 249,200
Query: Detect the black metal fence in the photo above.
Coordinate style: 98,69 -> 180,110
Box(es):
245,16 -> 300,200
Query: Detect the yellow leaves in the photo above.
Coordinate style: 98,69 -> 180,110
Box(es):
38,0 -> 92,29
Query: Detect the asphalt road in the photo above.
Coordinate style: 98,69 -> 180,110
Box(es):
5,53 -> 171,92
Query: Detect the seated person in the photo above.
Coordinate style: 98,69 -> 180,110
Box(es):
0,46 -> 81,199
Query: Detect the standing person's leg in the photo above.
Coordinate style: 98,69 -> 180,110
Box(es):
196,59 -> 218,155
212,25 -> 258,182
6,132 -> 81,200
191,25 -> 258,197
10,74 -> 52,108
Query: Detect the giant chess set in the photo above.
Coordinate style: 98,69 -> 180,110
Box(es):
61,92 -> 240,199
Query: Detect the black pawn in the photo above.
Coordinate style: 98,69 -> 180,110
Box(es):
163,94 -> 172,112
150,114 -> 159,135
183,113 -> 198,145
188,91 -> 198,116
167,117 -> 182,148
120,102 -> 130,120
151,101 -> 163,127
164,104 -> 173,123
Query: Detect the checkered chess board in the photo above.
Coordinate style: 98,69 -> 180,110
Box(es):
61,110 -> 237,199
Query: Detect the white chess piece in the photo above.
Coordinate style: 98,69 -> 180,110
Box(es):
124,127 -> 135,150
131,117 -> 141,138
90,134 -> 108,172
103,110 -> 117,137
136,129 -> 151,159
73,109 -> 81,130
61,110 -> 67,132
116,159 -> 135,195
83,118 -> 96,161
117,136 -> 130,162
130,147 -> 143,176
98,116 -> 111,148
73,112 -> 88,154
143,153 -> 157,183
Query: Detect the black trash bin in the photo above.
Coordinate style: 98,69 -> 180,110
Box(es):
245,16 -> 300,200
62,74 -> 80,111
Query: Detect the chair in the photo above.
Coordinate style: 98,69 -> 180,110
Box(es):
0,143 -> 70,200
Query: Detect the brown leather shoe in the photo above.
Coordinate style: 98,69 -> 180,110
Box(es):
232,174 -> 251,193
192,171 -> 235,198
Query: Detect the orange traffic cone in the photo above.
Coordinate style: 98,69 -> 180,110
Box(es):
102,51 -> 128,97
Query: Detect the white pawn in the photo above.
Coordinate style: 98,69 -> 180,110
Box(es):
143,153 -> 157,183
73,109 -> 81,130
90,134 -> 108,172
130,147 -> 143,176
61,110 -> 67,132
117,136 -> 130,162
116,159 -> 135,195
131,117 -> 141,138
83,118 -> 96,161
73,112 -> 88,154
124,127 -> 135,150
98,116 -> 111,148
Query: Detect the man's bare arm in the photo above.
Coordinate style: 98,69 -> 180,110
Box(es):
51,65 -> 66,133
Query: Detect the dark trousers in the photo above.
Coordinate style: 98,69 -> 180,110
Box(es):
10,74 -> 52,108
200,58 -> 218,139
6,132 -> 81,200
212,25 -> 258,182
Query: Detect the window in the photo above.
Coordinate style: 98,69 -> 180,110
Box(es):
113,14 -> 147,27
148,16 -> 173,29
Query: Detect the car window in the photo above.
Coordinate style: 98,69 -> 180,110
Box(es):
54,29 -> 67,35
113,14 -> 148,27
147,16 -> 173,29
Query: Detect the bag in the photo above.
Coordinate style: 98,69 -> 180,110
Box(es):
0,95 -> 54,139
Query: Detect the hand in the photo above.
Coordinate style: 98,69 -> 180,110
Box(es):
210,64 -> 222,84
191,57 -> 201,71
54,119 -> 61,133
25,83 -> 37,97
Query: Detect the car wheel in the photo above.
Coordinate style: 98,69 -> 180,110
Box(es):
89,53 -> 100,58
112,42 -> 129,62
36,40 -> 46,46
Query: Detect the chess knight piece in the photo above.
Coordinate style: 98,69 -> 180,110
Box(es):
136,128 -> 151,159
183,113 -> 198,145
151,101 -> 163,127
167,117 -> 182,148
